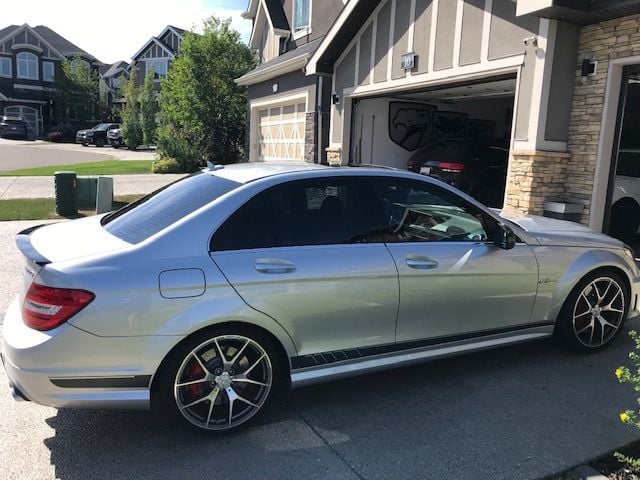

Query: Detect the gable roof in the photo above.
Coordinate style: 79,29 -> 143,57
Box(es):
102,61 -> 129,78
33,25 -> 99,61
0,25 -> 19,40
131,25 -> 188,61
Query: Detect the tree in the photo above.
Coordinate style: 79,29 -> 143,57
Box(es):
140,67 -> 158,145
120,63 -> 142,149
157,16 -> 255,171
53,56 -> 101,129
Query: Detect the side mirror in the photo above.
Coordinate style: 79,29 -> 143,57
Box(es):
496,223 -> 517,250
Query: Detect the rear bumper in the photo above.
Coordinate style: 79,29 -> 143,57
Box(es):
1,297 -> 179,410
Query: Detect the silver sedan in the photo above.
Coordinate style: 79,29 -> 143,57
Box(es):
2,163 -> 639,433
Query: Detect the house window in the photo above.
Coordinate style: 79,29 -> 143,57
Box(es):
111,77 -> 120,89
293,0 -> 311,32
17,52 -> 38,80
146,60 -> 168,80
0,57 -> 11,77
42,61 -> 55,82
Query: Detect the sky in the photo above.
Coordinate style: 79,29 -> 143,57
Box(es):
2,0 -> 252,65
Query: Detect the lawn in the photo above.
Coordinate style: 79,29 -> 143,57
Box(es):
0,160 -> 154,176
0,195 -> 142,221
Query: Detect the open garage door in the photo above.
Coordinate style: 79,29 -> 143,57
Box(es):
257,102 -> 306,162
350,79 -> 516,208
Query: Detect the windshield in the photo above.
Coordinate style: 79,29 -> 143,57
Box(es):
102,172 -> 242,244
93,124 -> 111,131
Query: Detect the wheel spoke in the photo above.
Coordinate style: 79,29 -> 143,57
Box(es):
599,280 -> 613,304
233,377 -> 270,387
598,315 -> 619,330
580,292 -> 595,309
576,321 -> 594,336
235,393 -> 260,409
229,339 -> 251,368
602,305 -> 624,313
205,388 -> 220,427
242,353 -> 266,376
226,388 -> 236,427
192,353 -> 211,375
180,393 -> 211,410
177,378 -> 208,388
213,338 -> 228,366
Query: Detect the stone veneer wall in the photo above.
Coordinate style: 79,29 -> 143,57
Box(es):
566,14 -> 640,224
304,112 -> 317,163
505,150 -> 570,215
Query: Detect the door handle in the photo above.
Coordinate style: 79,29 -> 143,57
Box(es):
254,259 -> 297,274
405,256 -> 439,269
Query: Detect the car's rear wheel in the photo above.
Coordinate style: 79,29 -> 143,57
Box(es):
156,326 -> 281,434
556,271 -> 629,351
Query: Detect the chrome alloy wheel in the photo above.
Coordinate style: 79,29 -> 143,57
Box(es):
174,335 -> 273,431
572,277 -> 625,348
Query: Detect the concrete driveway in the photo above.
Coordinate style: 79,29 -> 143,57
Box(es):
0,138 -> 155,172
1,220 -> 640,480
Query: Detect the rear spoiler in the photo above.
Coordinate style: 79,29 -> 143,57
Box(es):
16,224 -> 51,266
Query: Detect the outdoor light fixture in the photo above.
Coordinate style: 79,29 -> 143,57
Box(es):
272,83 -> 279,93
332,93 -> 341,105
581,59 -> 598,77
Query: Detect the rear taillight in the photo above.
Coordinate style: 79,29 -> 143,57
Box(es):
23,283 -> 95,331
439,162 -> 465,173
407,158 -> 415,170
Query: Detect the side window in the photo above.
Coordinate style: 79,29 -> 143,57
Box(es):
212,178 -> 378,251
370,178 -> 495,243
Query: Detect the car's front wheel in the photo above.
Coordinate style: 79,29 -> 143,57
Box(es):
556,271 -> 629,351
156,326 -> 281,434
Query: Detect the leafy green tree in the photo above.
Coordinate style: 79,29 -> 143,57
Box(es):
157,16 -> 255,171
120,63 -> 142,149
140,67 -> 158,145
53,56 -> 101,128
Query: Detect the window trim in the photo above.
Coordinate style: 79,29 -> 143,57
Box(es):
16,52 -> 38,80
0,56 -> 12,78
42,61 -> 55,82
145,58 -> 168,82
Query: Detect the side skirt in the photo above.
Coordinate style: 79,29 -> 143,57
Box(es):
289,324 -> 555,388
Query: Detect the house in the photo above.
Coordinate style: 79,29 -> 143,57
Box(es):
129,25 -> 187,88
259,0 -> 640,245
99,61 -> 129,110
236,0 -> 346,163
0,23 -> 102,136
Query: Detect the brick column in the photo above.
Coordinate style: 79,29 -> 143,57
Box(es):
304,112 -> 317,163
504,150 -> 572,216
326,146 -> 342,166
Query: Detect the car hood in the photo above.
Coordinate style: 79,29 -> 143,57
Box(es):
26,215 -> 131,264
497,210 -> 624,249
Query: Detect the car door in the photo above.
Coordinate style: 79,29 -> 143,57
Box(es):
368,177 -> 539,343
210,176 -> 400,358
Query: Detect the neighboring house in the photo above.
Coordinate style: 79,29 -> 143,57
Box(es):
0,23 -> 102,136
236,0 -> 346,163
130,25 -> 187,88
99,61 -> 129,110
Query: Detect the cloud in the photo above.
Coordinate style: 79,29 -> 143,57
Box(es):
2,0 -> 252,64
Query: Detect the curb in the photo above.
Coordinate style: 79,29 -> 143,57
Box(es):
572,465 -> 608,480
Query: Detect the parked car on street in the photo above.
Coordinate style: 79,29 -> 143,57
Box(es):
0,116 -> 29,140
107,128 -> 124,148
407,139 -> 508,207
75,123 -> 119,147
3,164 -> 639,434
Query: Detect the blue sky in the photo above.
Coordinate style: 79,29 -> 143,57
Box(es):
5,0 -> 252,64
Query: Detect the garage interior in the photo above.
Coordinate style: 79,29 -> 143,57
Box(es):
349,78 -> 516,208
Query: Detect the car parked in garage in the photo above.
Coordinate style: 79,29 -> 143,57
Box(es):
0,116 -> 29,140
3,164 -> 638,434
75,123 -> 119,147
407,139 -> 508,207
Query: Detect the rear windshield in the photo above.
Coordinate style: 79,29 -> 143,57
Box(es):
102,172 -> 241,244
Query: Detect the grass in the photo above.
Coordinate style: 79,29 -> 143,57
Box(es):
0,195 -> 142,221
0,160 -> 154,176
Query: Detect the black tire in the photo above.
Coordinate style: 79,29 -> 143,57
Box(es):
154,325 -> 283,434
610,198 -> 640,240
556,270 -> 629,352
112,144 -> 120,149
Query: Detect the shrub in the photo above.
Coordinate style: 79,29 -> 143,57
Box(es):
156,124 -> 203,172
152,158 -> 182,174
615,330 -> 640,470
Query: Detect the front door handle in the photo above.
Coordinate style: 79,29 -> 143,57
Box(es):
405,255 -> 439,269
254,259 -> 297,274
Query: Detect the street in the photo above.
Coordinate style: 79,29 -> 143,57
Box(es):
1,220 -> 640,479
0,139 -> 155,172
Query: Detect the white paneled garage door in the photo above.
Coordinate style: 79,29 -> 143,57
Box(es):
257,102 -> 306,162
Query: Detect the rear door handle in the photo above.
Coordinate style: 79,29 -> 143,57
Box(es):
254,259 -> 297,274
405,255 -> 439,269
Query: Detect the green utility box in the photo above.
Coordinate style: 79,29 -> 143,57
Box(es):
54,171 -> 77,217
77,176 -> 98,209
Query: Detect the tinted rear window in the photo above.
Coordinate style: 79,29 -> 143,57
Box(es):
102,172 -> 241,244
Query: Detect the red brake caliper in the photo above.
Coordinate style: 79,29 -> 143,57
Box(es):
186,359 -> 204,399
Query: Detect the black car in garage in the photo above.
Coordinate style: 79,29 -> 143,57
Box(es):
407,139 -> 508,208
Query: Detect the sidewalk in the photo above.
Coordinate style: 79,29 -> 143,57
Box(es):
0,174 -> 186,199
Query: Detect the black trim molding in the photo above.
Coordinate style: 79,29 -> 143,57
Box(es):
50,375 -> 152,389
291,323 -> 555,370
